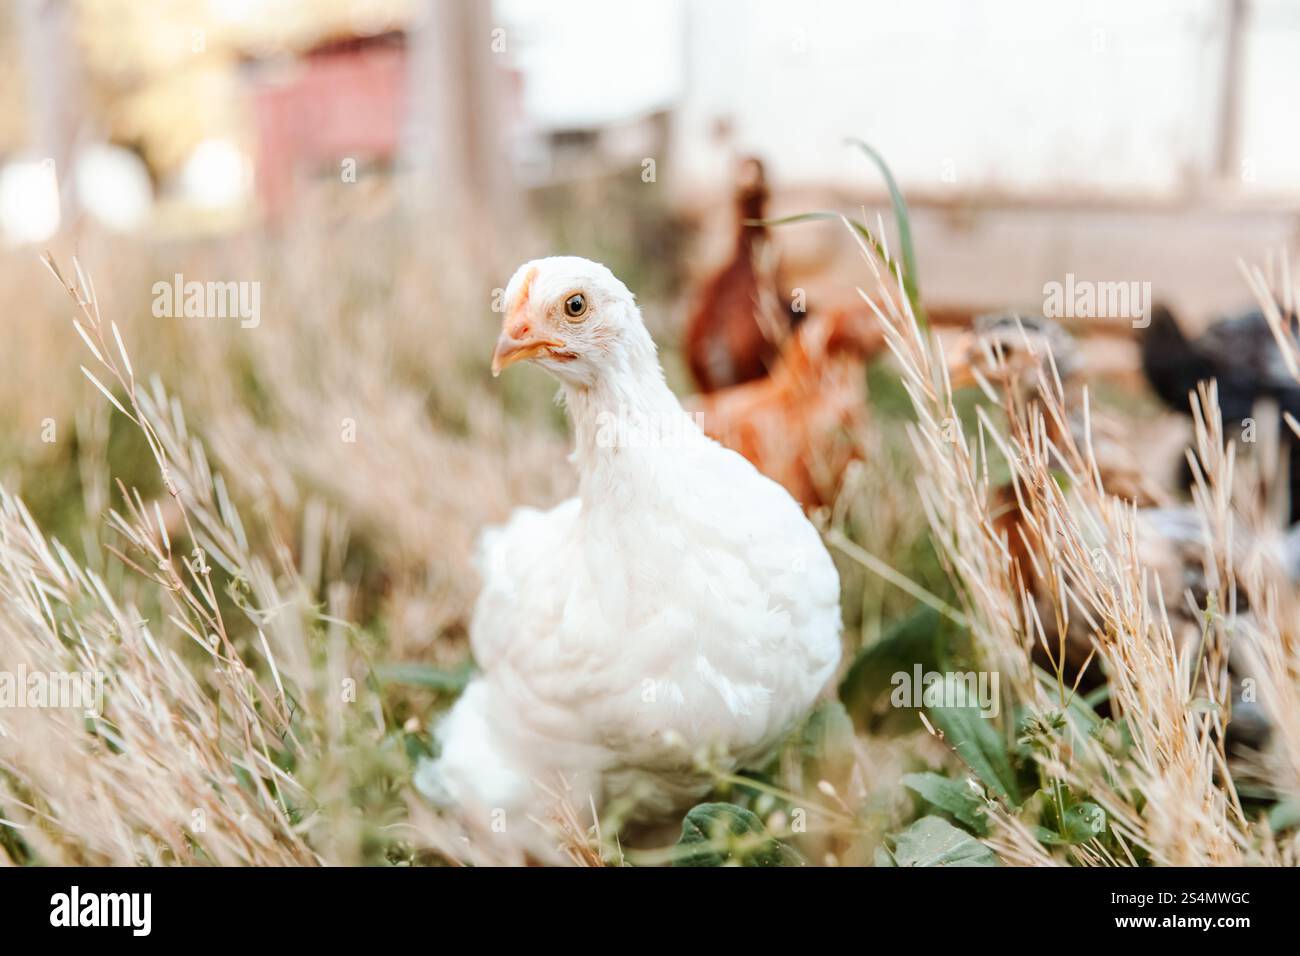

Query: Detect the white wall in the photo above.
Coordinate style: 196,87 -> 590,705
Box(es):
496,0 -> 685,128
1238,0 -> 1300,193
498,0 -> 1300,199
672,0 -> 1225,196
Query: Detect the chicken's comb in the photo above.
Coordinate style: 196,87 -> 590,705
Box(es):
509,266 -> 539,320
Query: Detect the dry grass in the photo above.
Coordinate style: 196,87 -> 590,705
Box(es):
1,206 -> 1298,866
0,233 -> 517,866
854,218 -> 1299,865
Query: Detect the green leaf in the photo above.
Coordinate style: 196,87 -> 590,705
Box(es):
1268,799 -> 1300,832
1062,801 -> 1107,843
374,661 -> 474,692
891,815 -> 998,867
902,772 -> 989,835
800,700 -> 856,787
847,138 -> 920,303
1032,825 -> 1069,847
839,604 -> 944,730
930,687 -> 1020,804
1020,787 -> 1108,847
672,803 -> 803,867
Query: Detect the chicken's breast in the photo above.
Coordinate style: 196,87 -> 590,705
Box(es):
430,433 -> 841,832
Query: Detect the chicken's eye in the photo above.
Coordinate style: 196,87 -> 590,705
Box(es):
563,293 -> 587,319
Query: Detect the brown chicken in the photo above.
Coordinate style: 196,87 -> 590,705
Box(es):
691,306 -> 885,509
685,157 -> 803,393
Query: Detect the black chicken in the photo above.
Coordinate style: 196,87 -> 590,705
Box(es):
1140,303 -> 1300,522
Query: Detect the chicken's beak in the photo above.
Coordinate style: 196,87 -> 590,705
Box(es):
491,330 -> 564,377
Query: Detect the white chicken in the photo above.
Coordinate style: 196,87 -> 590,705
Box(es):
418,256 -> 842,859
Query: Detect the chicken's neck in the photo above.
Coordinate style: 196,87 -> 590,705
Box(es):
561,350 -> 701,486
735,223 -> 766,256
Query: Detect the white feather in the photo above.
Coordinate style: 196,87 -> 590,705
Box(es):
421,257 -> 842,856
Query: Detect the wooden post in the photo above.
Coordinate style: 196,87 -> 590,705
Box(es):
16,0 -> 83,225
1214,0 -> 1248,183
401,0 -> 518,261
